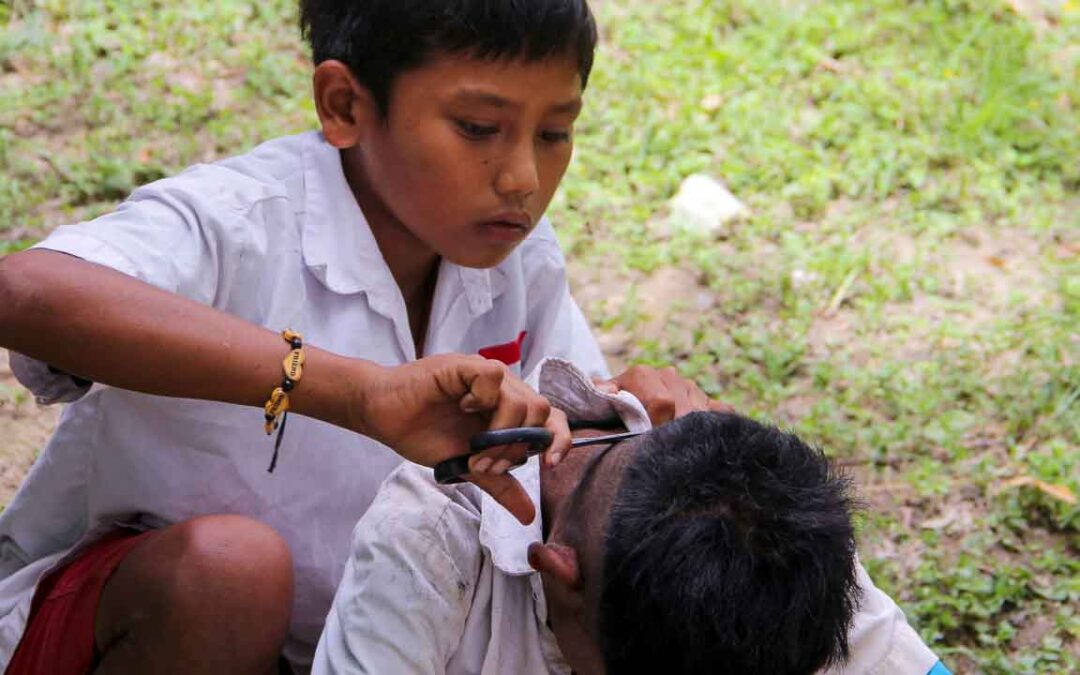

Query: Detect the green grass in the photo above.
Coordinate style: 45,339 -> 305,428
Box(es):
3,0 -> 1079,671
0,0 -> 311,247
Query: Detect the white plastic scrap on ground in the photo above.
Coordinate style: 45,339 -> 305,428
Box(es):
669,174 -> 748,235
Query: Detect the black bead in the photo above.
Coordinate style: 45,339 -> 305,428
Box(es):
282,378 -> 295,392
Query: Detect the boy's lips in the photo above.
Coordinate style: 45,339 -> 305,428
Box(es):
476,212 -> 532,243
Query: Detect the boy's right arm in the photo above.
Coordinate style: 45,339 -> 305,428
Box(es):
0,250 -> 559,524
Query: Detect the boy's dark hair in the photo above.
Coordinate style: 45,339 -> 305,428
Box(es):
601,412 -> 859,675
299,0 -> 598,114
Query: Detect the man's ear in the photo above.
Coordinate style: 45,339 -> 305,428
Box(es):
312,60 -> 378,149
528,542 -> 581,590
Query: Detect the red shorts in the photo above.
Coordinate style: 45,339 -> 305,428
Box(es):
6,528 -> 152,675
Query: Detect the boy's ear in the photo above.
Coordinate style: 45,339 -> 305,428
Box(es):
312,60 -> 379,149
528,542 -> 582,590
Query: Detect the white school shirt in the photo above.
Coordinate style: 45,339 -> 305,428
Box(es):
0,131 -> 608,673
313,359 -> 942,675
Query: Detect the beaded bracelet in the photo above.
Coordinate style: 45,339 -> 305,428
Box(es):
265,329 -> 304,473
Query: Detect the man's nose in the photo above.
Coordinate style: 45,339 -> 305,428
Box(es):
494,140 -> 539,199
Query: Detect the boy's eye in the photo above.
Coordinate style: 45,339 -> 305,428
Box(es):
540,129 -> 572,143
455,120 -> 499,139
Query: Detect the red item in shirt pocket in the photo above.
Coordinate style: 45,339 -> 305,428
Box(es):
479,331 -> 528,366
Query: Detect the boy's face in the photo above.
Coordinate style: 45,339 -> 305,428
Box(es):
337,53 -> 584,269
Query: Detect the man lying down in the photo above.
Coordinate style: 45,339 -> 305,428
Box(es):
313,359 -> 945,675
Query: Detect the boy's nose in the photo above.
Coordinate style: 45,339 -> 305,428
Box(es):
494,143 -> 540,199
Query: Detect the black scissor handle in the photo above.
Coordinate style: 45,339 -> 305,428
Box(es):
433,455 -> 473,485
435,427 -> 555,485
469,427 -> 554,454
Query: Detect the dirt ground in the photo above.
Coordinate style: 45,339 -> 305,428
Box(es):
0,351 -> 60,505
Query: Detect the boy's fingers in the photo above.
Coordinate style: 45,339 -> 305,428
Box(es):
544,408 -> 572,467
683,381 -> 705,410
468,443 -> 529,473
487,393 -> 529,431
645,396 -> 677,425
615,365 -> 676,424
522,394 -> 552,430
487,377 -> 547,431
457,358 -> 506,413
465,471 -> 536,525
611,365 -> 650,393
708,399 -> 736,414
659,366 -> 695,417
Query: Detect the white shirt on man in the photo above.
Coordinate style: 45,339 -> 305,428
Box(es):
313,359 -> 941,675
0,131 -> 607,672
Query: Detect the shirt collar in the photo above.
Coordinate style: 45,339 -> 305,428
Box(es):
299,131 -> 501,314
478,358 -> 652,575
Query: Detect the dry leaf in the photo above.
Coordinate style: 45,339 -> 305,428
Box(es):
921,513 -> 955,530
998,476 -> 1077,504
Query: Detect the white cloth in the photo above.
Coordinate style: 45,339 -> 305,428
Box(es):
313,359 -> 941,675
0,131 -> 608,673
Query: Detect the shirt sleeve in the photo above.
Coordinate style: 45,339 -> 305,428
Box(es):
31,165 -> 273,304
822,559 -> 940,675
8,351 -> 91,405
519,222 -> 610,380
311,466 -> 484,675
14,165 -> 278,403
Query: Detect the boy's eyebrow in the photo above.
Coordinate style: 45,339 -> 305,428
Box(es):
450,88 -> 583,115
551,98 -> 583,115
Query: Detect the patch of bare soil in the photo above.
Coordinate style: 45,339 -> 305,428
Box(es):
568,261 -> 641,372
569,260 -> 716,374
851,459 -> 1079,662
0,351 -> 59,507
806,226 -> 1059,370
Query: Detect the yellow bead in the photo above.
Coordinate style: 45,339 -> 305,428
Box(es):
282,329 -> 303,344
282,348 -> 305,381
264,387 -> 290,418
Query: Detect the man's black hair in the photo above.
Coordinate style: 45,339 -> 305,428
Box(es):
299,0 -> 598,114
601,412 -> 859,674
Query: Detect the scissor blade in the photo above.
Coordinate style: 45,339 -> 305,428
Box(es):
569,430 -> 644,448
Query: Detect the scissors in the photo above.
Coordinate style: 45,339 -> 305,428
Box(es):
434,418 -> 644,485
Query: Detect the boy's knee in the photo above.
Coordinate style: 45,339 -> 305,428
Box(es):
163,515 -> 294,621
96,517 -> 293,668
98,516 -> 293,649
177,515 -> 293,587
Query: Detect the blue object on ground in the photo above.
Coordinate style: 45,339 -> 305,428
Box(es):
928,662 -> 953,675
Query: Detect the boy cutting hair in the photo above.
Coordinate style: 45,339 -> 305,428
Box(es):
0,2 -> 948,674
0,1 -> 604,672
